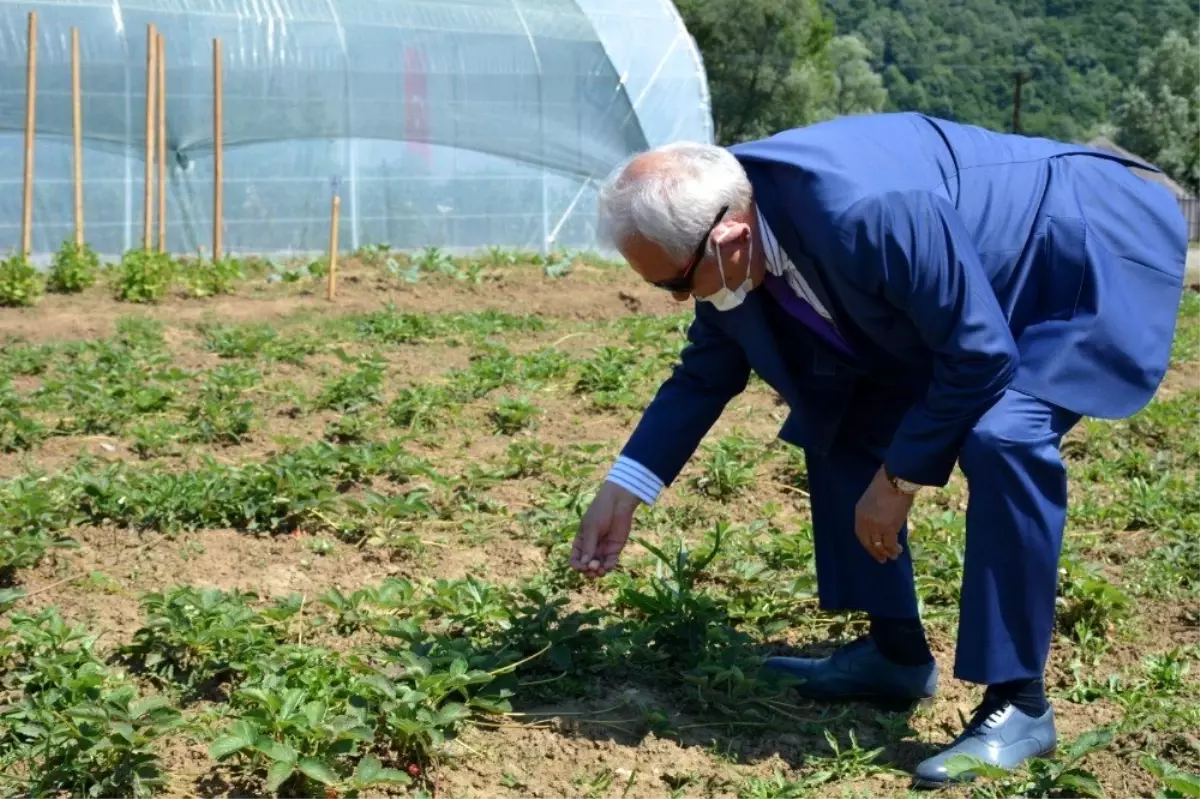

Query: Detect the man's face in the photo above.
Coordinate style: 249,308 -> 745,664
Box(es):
619,223 -> 753,304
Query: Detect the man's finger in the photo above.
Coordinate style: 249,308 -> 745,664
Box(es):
865,527 -> 889,564
571,522 -> 599,570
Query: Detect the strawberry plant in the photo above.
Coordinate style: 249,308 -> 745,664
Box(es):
0,251 -> 44,307
489,396 -> 539,434
110,249 -> 176,303
183,255 -> 244,297
0,609 -> 181,798
316,351 -> 387,411
46,239 -> 100,293
0,381 -> 45,453
120,587 -> 297,696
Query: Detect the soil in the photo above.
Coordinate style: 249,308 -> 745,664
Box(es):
3,263 -> 1197,799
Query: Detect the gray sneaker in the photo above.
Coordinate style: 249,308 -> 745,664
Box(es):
912,700 -> 1057,788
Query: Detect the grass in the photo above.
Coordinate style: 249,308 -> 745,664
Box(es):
0,249 -> 1197,798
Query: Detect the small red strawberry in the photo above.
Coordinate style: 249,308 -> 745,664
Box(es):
407,763 -> 421,779
324,789 -> 338,799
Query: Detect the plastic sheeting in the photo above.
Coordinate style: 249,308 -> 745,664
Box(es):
0,0 -> 711,257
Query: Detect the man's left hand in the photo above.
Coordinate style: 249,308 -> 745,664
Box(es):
855,466 -> 915,564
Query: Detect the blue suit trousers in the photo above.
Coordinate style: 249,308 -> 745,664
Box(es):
807,387 -> 1081,685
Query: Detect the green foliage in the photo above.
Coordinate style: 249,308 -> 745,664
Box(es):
1142,756 -> 1200,798
674,0 -> 837,142
818,0 -> 1198,147
121,587 -> 295,696
0,609 -> 181,798
681,0 -> 1198,181
490,397 -> 539,434
183,255 -> 244,297
0,381 -> 46,453
0,268 -> 1194,798
111,249 -> 176,303
1114,28 -> 1200,193
47,240 -> 101,293
0,252 -> 43,307
947,728 -> 1113,798
692,434 -> 759,500
317,351 -> 387,411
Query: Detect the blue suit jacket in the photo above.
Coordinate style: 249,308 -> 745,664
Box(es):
621,112 -> 1189,489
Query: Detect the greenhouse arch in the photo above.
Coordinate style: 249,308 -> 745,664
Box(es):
0,0 -> 713,257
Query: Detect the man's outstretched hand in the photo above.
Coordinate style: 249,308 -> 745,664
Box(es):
570,481 -> 641,578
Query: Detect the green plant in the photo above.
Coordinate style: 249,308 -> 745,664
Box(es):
47,239 -> 101,293
490,397 -> 539,434
1142,756 -> 1200,798
0,609 -> 181,798
120,587 -> 296,696
184,255 -> 244,297
946,728 -> 1113,798
0,252 -> 44,307
692,434 -> 759,500
111,249 -> 176,303
317,351 -> 387,411
0,381 -> 45,453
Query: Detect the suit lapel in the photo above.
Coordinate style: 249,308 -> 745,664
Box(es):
743,163 -> 843,333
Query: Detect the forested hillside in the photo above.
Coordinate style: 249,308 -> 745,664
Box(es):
828,0 -> 1195,138
676,0 -> 1199,191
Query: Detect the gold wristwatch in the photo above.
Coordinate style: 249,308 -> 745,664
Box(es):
884,464 -> 921,495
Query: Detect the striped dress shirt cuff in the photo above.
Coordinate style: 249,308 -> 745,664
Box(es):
605,456 -> 665,506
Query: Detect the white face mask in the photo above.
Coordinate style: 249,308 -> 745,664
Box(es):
699,231 -> 754,312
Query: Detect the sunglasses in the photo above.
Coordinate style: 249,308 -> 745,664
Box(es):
651,204 -> 729,293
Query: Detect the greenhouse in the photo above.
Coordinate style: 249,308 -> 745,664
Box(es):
0,0 -> 713,258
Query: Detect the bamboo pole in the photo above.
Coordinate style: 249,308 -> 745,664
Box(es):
327,195 -> 340,301
212,38 -> 223,261
71,27 -> 83,248
21,11 -> 37,258
142,22 -> 156,251
156,32 -> 166,252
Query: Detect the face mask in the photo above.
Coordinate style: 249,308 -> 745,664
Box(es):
699,232 -> 754,312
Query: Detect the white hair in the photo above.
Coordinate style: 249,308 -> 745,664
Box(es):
597,141 -> 753,262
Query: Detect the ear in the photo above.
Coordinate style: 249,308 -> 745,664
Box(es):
713,220 -> 752,248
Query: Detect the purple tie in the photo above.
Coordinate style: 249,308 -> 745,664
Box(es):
762,271 -> 856,358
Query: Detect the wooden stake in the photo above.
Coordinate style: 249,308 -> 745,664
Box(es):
156,32 -> 166,252
21,11 -> 37,258
327,195 -> 340,301
71,26 -> 83,248
212,38 -> 223,261
142,22 -> 156,251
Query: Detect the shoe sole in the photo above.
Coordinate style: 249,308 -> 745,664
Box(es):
788,691 -> 936,713
909,747 -> 1057,790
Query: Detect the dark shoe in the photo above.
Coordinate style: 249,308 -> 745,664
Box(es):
912,700 -> 1057,788
760,637 -> 938,704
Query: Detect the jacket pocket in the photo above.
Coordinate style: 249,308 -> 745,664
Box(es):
1039,216 -> 1088,321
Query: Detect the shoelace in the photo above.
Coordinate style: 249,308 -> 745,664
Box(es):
956,695 -> 1014,740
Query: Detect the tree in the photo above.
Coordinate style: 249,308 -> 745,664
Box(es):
822,35 -> 889,117
675,0 -> 835,143
675,1 -> 890,142
1114,29 -> 1200,193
